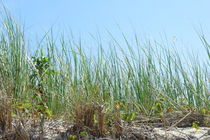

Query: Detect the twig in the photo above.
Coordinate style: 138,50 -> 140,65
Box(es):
167,110 -> 192,130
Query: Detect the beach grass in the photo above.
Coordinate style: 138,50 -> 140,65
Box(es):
0,9 -> 209,122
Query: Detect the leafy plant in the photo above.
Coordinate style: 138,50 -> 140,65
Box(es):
192,121 -> 200,130
80,131 -> 88,137
68,134 -> 77,140
121,112 -> 137,121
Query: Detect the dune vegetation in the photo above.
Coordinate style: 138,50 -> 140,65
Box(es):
0,9 -> 209,139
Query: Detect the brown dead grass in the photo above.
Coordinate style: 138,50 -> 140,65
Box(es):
0,95 -> 12,135
0,90 -> 30,140
74,103 -> 96,129
2,124 -> 30,140
113,105 -> 123,138
72,100 -> 109,138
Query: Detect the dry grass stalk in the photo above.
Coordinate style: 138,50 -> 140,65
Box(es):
113,106 -> 123,138
84,103 -> 95,128
2,124 -> 29,140
0,97 -> 12,135
97,98 -> 105,136
74,103 -> 96,129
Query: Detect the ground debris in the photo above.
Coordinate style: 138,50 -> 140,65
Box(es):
1,110 -> 210,140
135,111 -> 210,128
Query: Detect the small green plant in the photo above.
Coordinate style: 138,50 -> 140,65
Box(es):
30,54 -> 51,91
30,52 -> 56,110
121,113 -> 137,121
13,100 -> 32,110
80,131 -> 88,137
192,121 -> 200,130
36,103 -> 52,120
200,108 -> 210,115
151,97 -> 168,114
12,100 -> 32,115
68,134 -> 77,140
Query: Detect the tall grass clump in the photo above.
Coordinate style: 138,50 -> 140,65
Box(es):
0,9 -> 209,121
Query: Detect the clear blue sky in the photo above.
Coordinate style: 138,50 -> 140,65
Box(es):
3,0 -> 210,61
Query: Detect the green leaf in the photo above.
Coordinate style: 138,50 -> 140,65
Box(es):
80,131 -> 88,137
127,113 -> 137,121
192,121 -> 200,130
68,135 -> 77,140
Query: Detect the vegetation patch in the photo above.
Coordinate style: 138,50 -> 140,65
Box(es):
0,8 -> 209,139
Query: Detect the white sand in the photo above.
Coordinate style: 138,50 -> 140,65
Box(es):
154,127 -> 210,140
